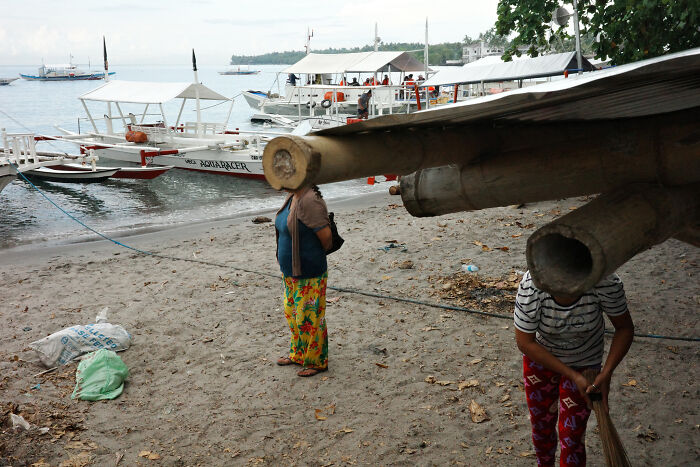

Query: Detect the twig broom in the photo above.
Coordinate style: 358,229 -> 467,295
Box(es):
582,368 -> 632,467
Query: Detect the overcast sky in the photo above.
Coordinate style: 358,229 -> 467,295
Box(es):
0,0 -> 501,66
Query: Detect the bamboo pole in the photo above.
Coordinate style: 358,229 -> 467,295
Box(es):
526,183 -> 700,296
263,109 -> 700,192
399,109 -> 700,216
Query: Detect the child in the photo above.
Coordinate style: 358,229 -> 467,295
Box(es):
514,271 -> 634,466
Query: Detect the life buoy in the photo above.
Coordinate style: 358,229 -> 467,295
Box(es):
305,100 -> 316,109
321,99 -> 332,109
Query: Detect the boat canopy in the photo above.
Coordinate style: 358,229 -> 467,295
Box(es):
79,80 -> 230,104
422,52 -> 595,87
283,51 -> 428,74
315,47 -> 700,135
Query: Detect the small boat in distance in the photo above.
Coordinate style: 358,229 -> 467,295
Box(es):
20,64 -> 115,81
218,65 -> 260,75
0,78 -> 18,86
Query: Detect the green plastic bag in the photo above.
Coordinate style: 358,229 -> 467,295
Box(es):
71,349 -> 129,401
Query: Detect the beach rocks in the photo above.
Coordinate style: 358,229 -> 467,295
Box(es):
251,216 -> 272,224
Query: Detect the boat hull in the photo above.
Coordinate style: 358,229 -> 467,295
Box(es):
95,147 -> 265,179
22,167 -> 118,183
0,174 -> 15,192
19,71 -> 115,81
51,163 -> 173,180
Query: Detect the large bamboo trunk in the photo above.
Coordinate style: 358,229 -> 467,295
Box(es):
526,184 -> 700,296
262,109 -> 699,192
399,110 -> 700,216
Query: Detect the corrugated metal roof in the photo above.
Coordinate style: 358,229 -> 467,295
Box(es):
422,52 -> 594,87
315,47 -> 700,136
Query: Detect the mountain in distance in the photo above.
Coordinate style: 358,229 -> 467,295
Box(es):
230,42 -> 464,66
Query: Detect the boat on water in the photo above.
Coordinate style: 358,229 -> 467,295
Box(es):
50,162 -> 173,180
1,131 -> 102,193
50,48 -> 305,179
22,167 -> 118,183
241,51 -> 430,120
219,65 -> 260,75
20,64 -> 115,81
0,78 -> 18,86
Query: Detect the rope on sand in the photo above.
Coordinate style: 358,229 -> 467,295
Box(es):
12,168 -> 700,344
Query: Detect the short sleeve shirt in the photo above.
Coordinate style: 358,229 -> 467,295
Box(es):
275,203 -> 327,278
513,271 -> 628,367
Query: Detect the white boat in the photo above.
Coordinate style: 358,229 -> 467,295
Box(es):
1,131 -> 101,193
0,77 -> 18,86
53,79 -> 293,179
23,167 -> 118,183
241,51 -> 430,121
20,63 -> 114,81
219,65 -> 260,75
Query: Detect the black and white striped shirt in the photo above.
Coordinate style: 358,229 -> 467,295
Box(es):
514,271 -> 628,367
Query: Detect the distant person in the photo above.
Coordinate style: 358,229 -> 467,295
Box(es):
275,185 -> 333,377
287,73 -> 298,86
417,75 -> 425,81
514,271 -> 634,466
381,75 -> 389,85
357,89 -> 371,119
363,78 -> 371,86
350,77 -> 360,86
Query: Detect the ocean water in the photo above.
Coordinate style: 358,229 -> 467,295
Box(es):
0,64 -> 385,249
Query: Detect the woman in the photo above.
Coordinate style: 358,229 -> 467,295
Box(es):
275,185 -> 332,377
514,271 -> 634,466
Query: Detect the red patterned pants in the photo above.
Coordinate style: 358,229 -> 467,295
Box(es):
523,355 -> 592,467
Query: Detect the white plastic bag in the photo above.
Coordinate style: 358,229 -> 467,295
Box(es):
29,308 -> 132,367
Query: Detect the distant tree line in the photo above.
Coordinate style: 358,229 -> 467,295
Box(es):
230,42 -> 464,66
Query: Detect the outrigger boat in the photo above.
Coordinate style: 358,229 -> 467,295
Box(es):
20,64 -> 114,81
219,65 -> 260,75
52,50 -> 293,179
242,51 -> 430,122
1,132 -> 102,193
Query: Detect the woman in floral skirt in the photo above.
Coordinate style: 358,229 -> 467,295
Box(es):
274,185 -> 332,377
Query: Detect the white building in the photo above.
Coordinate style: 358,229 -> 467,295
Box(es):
462,41 -> 504,64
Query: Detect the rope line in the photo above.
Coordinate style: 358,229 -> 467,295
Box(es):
10,168 -> 700,344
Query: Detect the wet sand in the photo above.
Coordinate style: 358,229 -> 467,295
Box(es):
1,190 -> 698,466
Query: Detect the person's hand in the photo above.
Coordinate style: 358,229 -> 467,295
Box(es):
570,371 -> 593,409
587,370 -> 612,413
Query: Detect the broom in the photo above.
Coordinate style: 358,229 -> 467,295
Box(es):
582,368 -> 632,467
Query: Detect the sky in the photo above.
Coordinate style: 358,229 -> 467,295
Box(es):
0,0 -> 501,66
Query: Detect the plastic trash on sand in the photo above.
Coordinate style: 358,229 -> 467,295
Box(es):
71,348 -> 129,401
29,307 -> 132,368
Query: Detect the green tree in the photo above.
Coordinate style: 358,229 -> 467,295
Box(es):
495,0 -> 700,64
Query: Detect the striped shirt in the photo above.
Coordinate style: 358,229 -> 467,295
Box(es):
514,271 -> 628,367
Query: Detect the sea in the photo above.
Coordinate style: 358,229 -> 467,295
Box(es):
0,64 -> 385,250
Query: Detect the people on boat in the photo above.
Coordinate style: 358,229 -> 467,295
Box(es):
287,74 -> 299,86
514,271 -> 634,466
275,185 -> 332,378
363,78 -> 371,86
357,89 -> 372,119
382,75 -> 389,85
350,78 -> 360,86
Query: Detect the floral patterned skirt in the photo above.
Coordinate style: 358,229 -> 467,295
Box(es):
282,272 -> 328,369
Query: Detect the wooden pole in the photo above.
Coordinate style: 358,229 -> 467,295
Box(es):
263,109 -> 699,192
526,183 -> 700,296
398,109 -> 700,216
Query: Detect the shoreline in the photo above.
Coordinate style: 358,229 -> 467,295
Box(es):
1,192 -> 698,466
0,190 -> 388,267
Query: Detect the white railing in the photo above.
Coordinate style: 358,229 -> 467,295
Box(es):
1,130 -> 39,165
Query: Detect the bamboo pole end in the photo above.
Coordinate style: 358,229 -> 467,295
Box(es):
262,135 -> 319,190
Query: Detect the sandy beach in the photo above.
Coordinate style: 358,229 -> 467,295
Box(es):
1,190 -> 698,466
